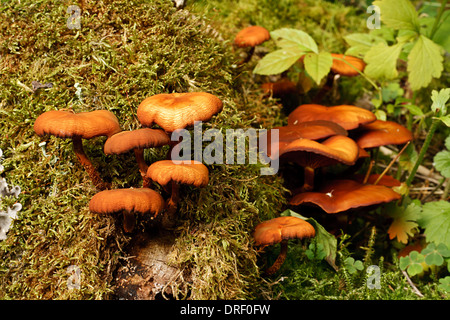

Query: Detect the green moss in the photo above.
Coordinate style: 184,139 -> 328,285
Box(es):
0,0 -> 286,299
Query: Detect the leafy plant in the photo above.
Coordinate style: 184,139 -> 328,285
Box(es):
345,0 -> 448,91
343,257 -> 364,274
433,134 -> 450,178
253,28 -> 334,85
399,250 -> 426,277
305,242 -> 327,261
417,201 -> 450,249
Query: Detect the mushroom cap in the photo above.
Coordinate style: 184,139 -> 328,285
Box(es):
352,174 -> 402,187
262,121 -> 348,158
89,188 -> 165,216
34,110 -> 121,139
146,160 -> 209,187
261,78 -> 297,97
355,120 -> 413,149
137,92 -> 223,132
330,53 -> 366,76
288,104 -> 376,130
104,128 -> 170,155
254,216 -> 315,248
279,135 -> 360,168
234,26 -> 270,47
289,179 -> 401,213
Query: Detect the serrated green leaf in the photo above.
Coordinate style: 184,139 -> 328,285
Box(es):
344,33 -> 386,57
303,52 -> 333,85
364,42 -> 404,79
373,0 -> 420,32
387,202 -> 421,244
434,150 -> 450,178
270,28 -> 318,53
431,88 -> 450,115
407,35 -> 444,91
281,209 -> 337,270
437,115 -> 450,127
253,48 -> 304,75
445,136 -> 450,151
418,201 -> 450,248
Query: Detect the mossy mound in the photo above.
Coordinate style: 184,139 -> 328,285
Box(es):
0,0 -> 286,299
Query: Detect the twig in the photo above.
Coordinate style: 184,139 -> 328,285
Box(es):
402,270 -> 424,298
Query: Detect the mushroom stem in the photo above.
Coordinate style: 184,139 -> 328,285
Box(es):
265,239 -> 289,276
302,166 -> 315,191
72,136 -> 110,190
134,149 -> 152,188
162,181 -> 180,228
122,211 -> 136,233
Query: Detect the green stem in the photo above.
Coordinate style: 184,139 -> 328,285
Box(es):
405,119 -> 440,187
430,0 -> 448,40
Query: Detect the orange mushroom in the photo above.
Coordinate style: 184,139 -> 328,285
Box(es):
137,92 -> 223,133
330,53 -> 366,77
288,104 -> 376,131
279,135 -> 360,191
146,160 -> 209,226
289,179 -> 401,213
354,120 -> 413,149
234,25 -> 270,64
104,128 -> 170,187
261,78 -> 297,97
254,216 -> 316,275
34,110 -> 121,190
89,188 -> 165,233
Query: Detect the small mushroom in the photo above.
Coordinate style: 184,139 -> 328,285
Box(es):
234,25 -> 270,64
104,128 -> 171,187
137,92 -> 223,133
288,104 -> 376,131
289,179 -> 401,213
34,110 -> 121,190
89,188 -> 165,233
354,120 -> 413,149
253,216 -> 316,275
146,160 -> 209,227
261,78 -> 298,98
330,53 -> 366,77
279,135 -> 360,191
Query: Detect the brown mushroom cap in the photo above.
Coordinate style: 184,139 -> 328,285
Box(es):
104,128 -> 170,155
288,104 -> 376,130
355,120 -> 413,149
89,188 -> 165,216
34,110 -> 121,139
146,160 -> 209,187
262,121 -> 348,159
261,78 -> 297,97
234,26 -> 270,47
330,53 -> 366,76
254,216 -> 316,248
137,92 -> 223,132
279,135 -> 360,168
289,179 -> 401,213
89,188 -> 165,232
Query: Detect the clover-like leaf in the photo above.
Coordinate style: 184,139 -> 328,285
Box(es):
344,257 -> 364,274
399,250 -> 425,277
421,243 -> 450,266
438,276 -> 450,293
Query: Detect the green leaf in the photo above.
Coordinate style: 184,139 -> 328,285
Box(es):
445,135 -> 450,151
431,88 -> 450,115
418,201 -> 450,248
305,242 -> 326,261
344,257 -> 364,274
387,201 -> 421,244
438,276 -> 450,293
364,42 -> 404,80
437,115 -> 450,127
407,35 -> 444,91
434,150 -> 450,178
399,251 -> 425,277
253,48 -> 304,75
303,52 -> 333,85
270,28 -> 318,53
281,209 -> 337,270
421,243 -> 450,266
343,33 -> 386,56
373,0 -> 420,32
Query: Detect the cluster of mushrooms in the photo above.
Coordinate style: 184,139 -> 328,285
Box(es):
234,25 -> 414,275
34,91 -> 223,231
